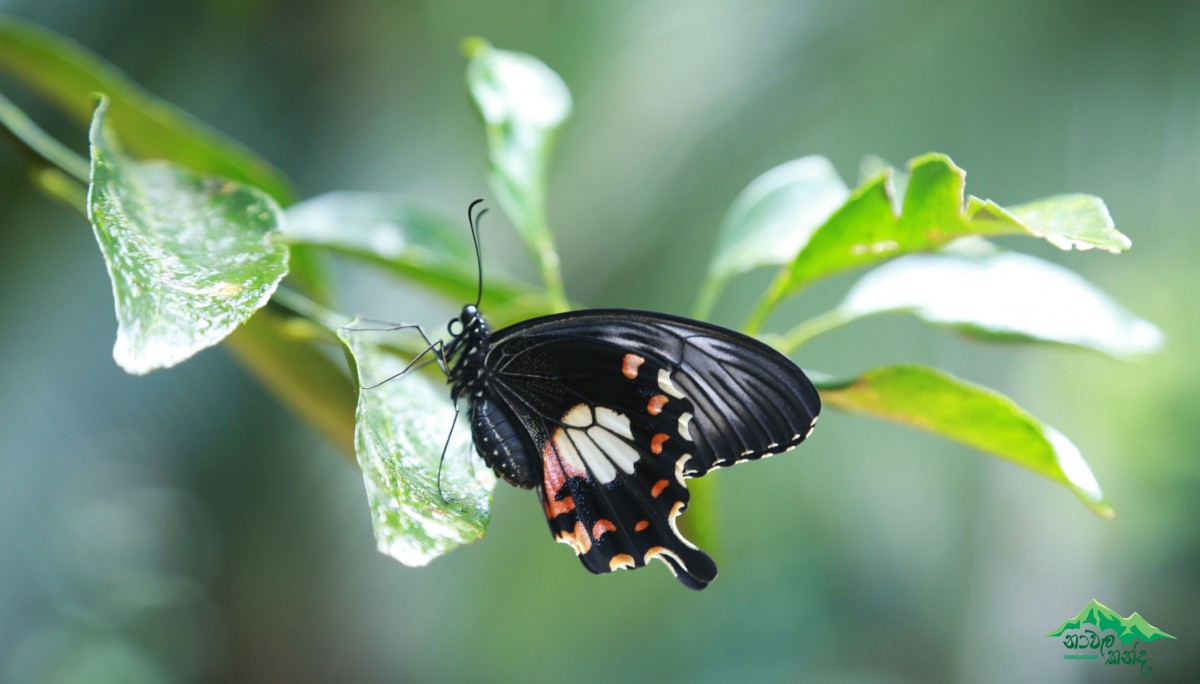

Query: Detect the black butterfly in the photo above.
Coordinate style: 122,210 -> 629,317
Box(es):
429,201 -> 820,590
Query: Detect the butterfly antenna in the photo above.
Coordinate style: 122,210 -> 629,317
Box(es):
467,199 -> 488,308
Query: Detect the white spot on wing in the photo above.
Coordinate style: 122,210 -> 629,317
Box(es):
595,407 -> 633,439
667,500 -> 699,550
572,431 -> 617,483
561,404 -> 593,428
677,412 -> 693,441
590,427 -> 638,476
657,368 -> 684,399
554,404 -> 639,484
551,428 -> 587,476
645,546 -> 687,574
675,454 -> 691,485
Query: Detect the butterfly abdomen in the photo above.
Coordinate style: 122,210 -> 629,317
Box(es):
471,395 -> 538,489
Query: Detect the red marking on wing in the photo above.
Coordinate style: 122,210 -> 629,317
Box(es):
622,353 -> 645,379
592,519 -> 617,539
647,394 -> 669,416
635,520 -> 650,532
650,433 -> 670,454
651,479 -> 669,498
542,441 -> 576,518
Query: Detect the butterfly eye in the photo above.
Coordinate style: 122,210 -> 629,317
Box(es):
461,305 -> 479,326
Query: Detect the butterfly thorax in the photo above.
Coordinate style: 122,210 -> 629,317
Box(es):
446,304 -> 492,403
445,304 -> 539,489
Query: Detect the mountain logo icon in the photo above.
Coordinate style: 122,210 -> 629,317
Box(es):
1049,599 -> 1175,675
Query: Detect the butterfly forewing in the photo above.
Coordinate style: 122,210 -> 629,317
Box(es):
471,309 -> 820,588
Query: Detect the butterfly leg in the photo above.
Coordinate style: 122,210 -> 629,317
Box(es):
342,318 -> 452,380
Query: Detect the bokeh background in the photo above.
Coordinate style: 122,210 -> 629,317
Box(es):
1,1 -> 1197,682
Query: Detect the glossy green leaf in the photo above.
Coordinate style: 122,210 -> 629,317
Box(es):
1004,194 -> 1128,253
465,37 -> 570,311
819,365 -> 1113,518
696,156 -> 849,317
87,98 -> 289,374
0,16 -> 294,204
801,246 -> 1163,358
745,154 -> 1130,332
710,155 -> 851,280
284,192 -> 476,294
282,191 -> 560,326
338,323 -> 495,566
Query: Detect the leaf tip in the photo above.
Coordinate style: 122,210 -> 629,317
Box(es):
1043,425 -> 1114,519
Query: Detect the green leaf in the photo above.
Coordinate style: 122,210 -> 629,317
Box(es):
282,191 -> 560,326
87,98 -> 289,374
818,365 -> 1113,518
338,323 -> 496,566
0,16 -> 294,204
283,192 -> 476,293
1004,193 -> 1128,253
695,156 -> 849,317
465,37 -> 570,311
745,153 -> 1130,332
799,245 -> 1163,358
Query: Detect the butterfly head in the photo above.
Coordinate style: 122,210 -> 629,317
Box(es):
446,304 -> 492,402
459,304 -> 480,328
448,304 -> 488,341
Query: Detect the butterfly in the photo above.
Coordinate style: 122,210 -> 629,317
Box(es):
430,201 -> 820,590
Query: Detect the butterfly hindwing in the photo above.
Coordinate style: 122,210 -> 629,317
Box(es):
535,394 -> 717,588
475,309 -> 820,588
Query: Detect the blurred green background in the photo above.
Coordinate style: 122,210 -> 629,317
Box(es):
1,1 -> 1196,682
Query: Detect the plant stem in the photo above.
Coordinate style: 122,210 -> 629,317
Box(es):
270,286 -> 349,333
31,165 -> 87,213
532,222 -> 570,313
742,270 -> 790,335
777,307 -> 851,354
0,88 -> 90,181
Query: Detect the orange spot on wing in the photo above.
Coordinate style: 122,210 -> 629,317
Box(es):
557,521 -> 592,555
651,479 -> 670,498
650,433 -> 670,454
622,353 -> 644,379
592,519 -> 617,539
609,553 -> 636,570
647,394 -> 668,415
635,520 -> 650,532
544,495 -> 575,518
